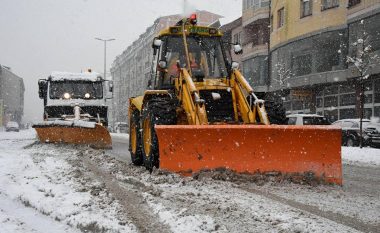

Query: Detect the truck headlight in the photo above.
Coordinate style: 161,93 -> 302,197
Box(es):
63,93 -> 71,99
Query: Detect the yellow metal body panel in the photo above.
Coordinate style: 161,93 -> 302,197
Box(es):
130,96 -> 144,111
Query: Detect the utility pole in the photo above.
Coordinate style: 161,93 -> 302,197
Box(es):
95,37 -> 115,79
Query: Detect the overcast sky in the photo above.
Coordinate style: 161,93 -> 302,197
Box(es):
0,0 -> 242,122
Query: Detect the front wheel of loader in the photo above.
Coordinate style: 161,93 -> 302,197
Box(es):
141,98 -> 177,171
129,110 -> 143,165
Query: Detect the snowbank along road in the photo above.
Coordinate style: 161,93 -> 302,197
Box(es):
0,129 -> 379,233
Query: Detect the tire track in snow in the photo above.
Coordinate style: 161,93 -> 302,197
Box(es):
81,155 -> 172,233
239,186 -> 379,233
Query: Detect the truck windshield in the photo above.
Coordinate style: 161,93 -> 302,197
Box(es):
49,81 -> 103,99
163,36 -> 228,79
303,117 -> 331,125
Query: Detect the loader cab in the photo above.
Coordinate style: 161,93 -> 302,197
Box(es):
151,32 -> 230,90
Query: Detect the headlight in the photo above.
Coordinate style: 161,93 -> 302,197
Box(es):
84,93 -> 90,98
63,93 -> 71,99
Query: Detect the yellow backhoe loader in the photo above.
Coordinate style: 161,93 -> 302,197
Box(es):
33,71 -> 112,149
128,15 -> 342,184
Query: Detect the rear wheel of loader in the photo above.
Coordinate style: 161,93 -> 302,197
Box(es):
141,98 -> 177,171
129,110 -> 143,165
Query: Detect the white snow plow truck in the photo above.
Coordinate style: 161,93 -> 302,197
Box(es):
33,71 -> 113,149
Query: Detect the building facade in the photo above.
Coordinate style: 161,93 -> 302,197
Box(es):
110,11 -> 222,128
241,0 -> 270,91
222,0 -> 380,122
222,1 -> 270,92
0,65 -> 25,126
268,0 -> 380,122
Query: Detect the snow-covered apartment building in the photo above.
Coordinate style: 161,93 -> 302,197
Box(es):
110,10 -> 222,127
222,0 -> 380,122
0,65 -> 24,126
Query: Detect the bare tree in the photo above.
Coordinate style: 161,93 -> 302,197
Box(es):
272,61 -> 294,90
347,19 -> 380,148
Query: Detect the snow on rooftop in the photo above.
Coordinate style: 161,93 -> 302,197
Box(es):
50,71 -> 102,82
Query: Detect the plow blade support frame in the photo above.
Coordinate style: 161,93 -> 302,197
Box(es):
34,124 -> 112,149
155,125 -> 342,185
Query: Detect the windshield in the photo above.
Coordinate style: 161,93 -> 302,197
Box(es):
163,36 -> 228,79
49,81 -> 103,99
303,117 -> 330,125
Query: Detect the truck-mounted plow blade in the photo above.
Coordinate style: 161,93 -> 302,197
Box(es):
155,125 -> 342,185
33,121 -> 112,149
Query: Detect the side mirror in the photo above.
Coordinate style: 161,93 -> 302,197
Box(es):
152,38 -> 162,56
152,38 -> 162,48
158,60 -> 168,69
231,61 -> 240,69
233,44 -> 243,54
38,79 -> 47,99
108,81 -> 113,93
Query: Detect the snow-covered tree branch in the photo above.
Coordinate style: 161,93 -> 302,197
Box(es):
347,20 -> 380,81
272,61 -> 294,89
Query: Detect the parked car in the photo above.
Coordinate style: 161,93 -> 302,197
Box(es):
286,114 -> 331,125
114,122 -> 128,134
332,119 -> 380,147
5,121 -> 20,132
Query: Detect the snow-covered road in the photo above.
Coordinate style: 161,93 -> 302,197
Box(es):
0,130 -> 379,232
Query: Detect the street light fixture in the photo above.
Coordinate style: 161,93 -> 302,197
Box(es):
95,37 -> 115,79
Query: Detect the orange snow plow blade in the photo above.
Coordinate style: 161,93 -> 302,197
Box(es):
33,123 -> 112,149
155,125 -> 342,185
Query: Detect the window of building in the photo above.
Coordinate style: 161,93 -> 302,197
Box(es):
243,57 -> 268,86
340,93 -> 356,106
348,0 -> 361,8
365,108 -> 373,119
375,106 -> 380,118
339,108 -> 356,119
233,32 -> 242,44
321,0 -> 339,11
364,94 -> 373,104
340,84 -> 355,93
324,96 -> 338,107
301,0 -> 312,18
292,54 -> 312,76
317,98 -> 323,107
375,79 -> 380,103
325,85 -> 339,95
293,99 -> 305,110
277,8 -> 285,28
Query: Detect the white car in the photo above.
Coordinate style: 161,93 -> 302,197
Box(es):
5,121 -> 20,132
286,114 -> 330,125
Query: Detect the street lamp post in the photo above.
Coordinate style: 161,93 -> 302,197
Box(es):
95,37 -> 115,79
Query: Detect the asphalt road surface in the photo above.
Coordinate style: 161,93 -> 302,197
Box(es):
109,134 -> 380,196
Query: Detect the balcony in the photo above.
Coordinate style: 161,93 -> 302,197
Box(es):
242,43 -> 268,60
242,2 -> 269,27
347,0 -> 380,21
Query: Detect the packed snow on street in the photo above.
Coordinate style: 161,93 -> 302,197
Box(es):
0,129 -> 379,233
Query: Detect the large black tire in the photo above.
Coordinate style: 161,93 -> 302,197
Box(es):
141,97 -> 177,171
265,100 -> 287,125
129,110 -> 143,165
